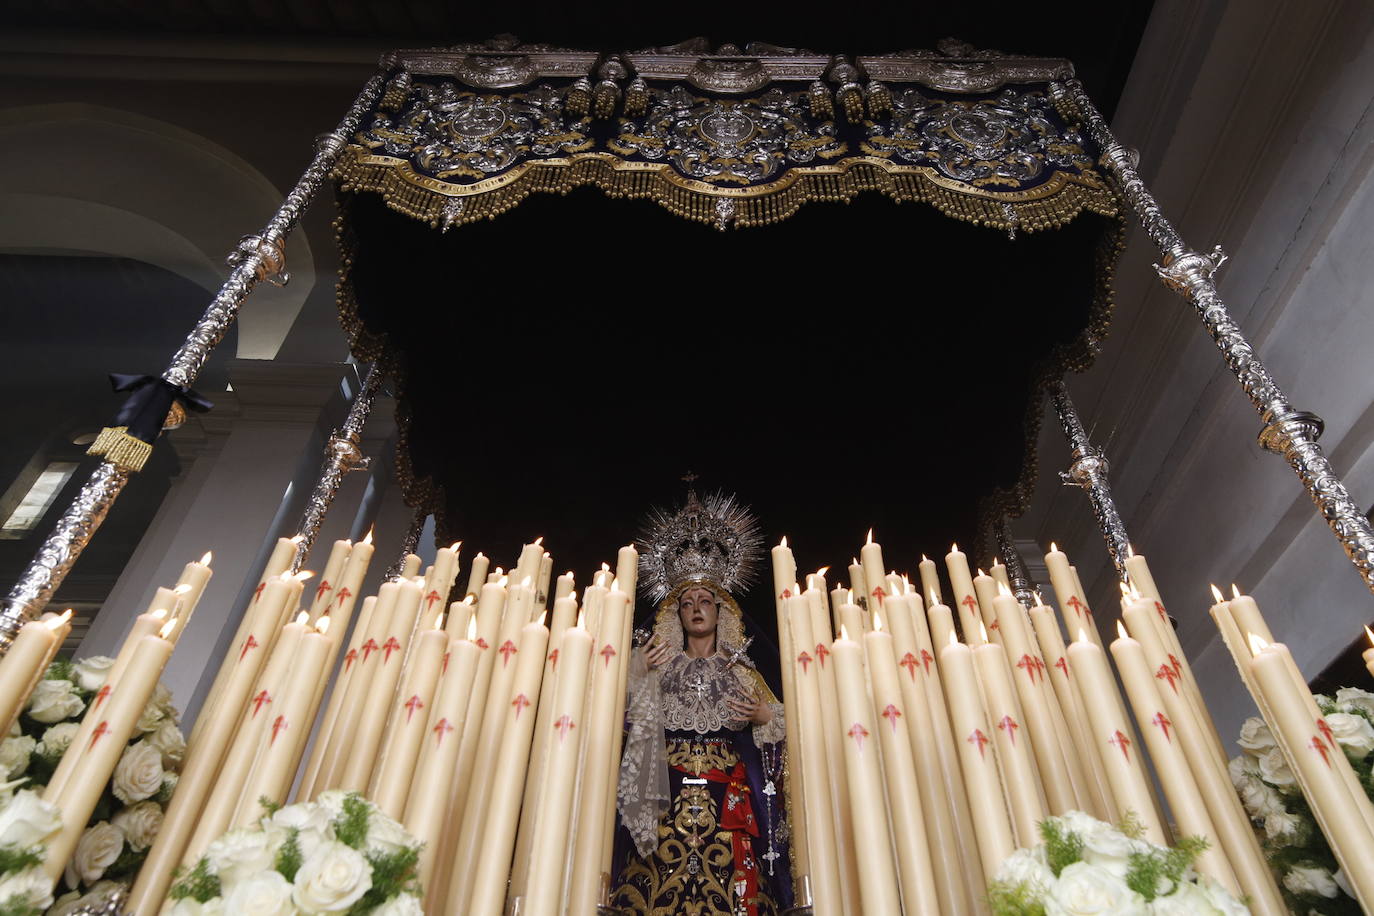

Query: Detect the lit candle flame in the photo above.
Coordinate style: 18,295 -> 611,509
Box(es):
1126,543 -> 1136,559
576,608 -> 586,630
816,566 -> 830,578
611,580 -> 622,593
1116,620 -> 1130,640
839,624 -> 850,641
601,563 -> 611,572
200,551 -> 213,565
1076,628 -> 1089,644
866,528 -> 874,545
1231,583 -> 1243,599
174,583 -> 193,594
996,580 -> 1011,597
449,541 -> 462,552
921,554 -> 930,563
434,612 -> 445,631
950,542 -> 959,553
362,527 -> 374,545
317,615 -> 333,635
542,551 -> 550,559
536,611 -> 547,627
467,616 -> 478,640
1364,625 -> 1374,648
290,534 -> 305,544
533,536 -> 544,547
1049,542 -> 1058,553
159,618 -> 178,639
948,630 -> 958,646
150,608 -> 168,619
1210,584 -> 1225,604
568,590 -> 577,602
498,575 -> 509,588
928,587 -> 938,608
979,621 -> 988,641
294,570 -> 315,582
1248,632 -> 1269,655
45,609 -> 73,629
295,611 -> 309,625
873,608 -> 884,632
780,536 -> 788,548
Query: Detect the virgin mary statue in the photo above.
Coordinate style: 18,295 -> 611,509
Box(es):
613,490 -> 793,916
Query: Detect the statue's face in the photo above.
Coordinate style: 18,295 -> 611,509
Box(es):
678,586 -> 719,639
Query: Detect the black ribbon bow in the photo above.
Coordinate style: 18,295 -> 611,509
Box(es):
107,373 -> 214,445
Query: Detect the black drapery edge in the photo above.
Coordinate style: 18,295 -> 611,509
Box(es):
334,184 -> 1127,554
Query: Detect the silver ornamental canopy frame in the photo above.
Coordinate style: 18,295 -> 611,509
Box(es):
3,41 -> 1374,664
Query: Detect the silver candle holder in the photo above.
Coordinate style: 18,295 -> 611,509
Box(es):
1049,377 -> 1133,584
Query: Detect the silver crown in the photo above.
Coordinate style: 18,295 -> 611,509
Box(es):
637,489 -> 764,604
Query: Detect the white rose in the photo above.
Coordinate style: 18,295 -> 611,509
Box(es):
1334,687 -> 1374,718
1236,776 -> 1285,819
1324,712 -> 1374,759
151,681 -> 177,717
64,821 -> 124,890
38,722 -> 79,759
0,788 -> 63,847
0,865 -> 55,912
135,699 -> 166,734
1237,717 -> 1277,756
1197,877 -> 1251,916
1283,865 -> 1339,899
1256,747 -> 1296,789
1263,810 -> 1306,846
0,735 -> 36,779
1078,821 -> 1151,879
204,827 -> 274,890
169,898 -> 226,916
1147,881 -> 1223,916
146,719 -> 187,769
112,740 -> 164,803
364,809 -> 415,857
292,840 -> 372,913
27,679 -> 85,724
111,799 -> 164,851
222,869 -> 295,916
1045,862 -> 1148,916
71,656 -> 116,693
370,893 -> 424,916
1227,754 -> 1259,785
995,846 -> 1055,892
270,801 -> 334,860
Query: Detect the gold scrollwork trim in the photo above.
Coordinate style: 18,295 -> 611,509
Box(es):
333,144 -> 1118,234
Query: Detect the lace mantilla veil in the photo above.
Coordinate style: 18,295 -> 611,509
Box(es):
616,491 -> 783,857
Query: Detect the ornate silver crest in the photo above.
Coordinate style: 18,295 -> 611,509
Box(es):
638,490 -> 764,603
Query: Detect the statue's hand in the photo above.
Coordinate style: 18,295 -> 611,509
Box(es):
727,688 -> 772,726
643,636 -> 672,670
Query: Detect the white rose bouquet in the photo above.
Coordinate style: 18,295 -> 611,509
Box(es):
168,791 -> 423,915
988,811 -> 1247,915
0,781 -> 63,916
1229,686 -> 1374,915
1,655 -> 186,910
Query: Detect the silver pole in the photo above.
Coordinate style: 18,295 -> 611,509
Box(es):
993,517 -> 1038,608
0,72 -> 387,653
385,505 -> 429,581
1050,378 -> 1132,584
289,364 -> 385,572
1053,78 -> 1374,599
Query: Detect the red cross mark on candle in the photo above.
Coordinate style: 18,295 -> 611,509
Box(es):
360,638 -> 379,663
334,587 -> 352,609
1154,601 -> 1168,622
1317,718 -> 1335,749
967,728 -> 990,758
780,588 -> 792,599
1152,712 -> 1173,742
1066,595 -> 1086,618
548,648 -> 560,671
239,634 -> 260,662
1033,656 -> 1047,678
404,694 -> 425,723
499,640 -> 518,667
343,648 -> 358,672
554,714 -> 576,743
94,684 -> 112,709
961,594 -> 980,618
442,651 -> 450,675
1310,735 -> 1333,767
1108,730 -> 1132,761
1168,653 -> 1183,677
881,704 -> 902,733
600,644 -> 617,668
989,620 -> 1001,632
424,590 -> 442,612
921,648 -> 935,674
89,721 -> 110,749
512,693 -> 531,720
316,579 -> 332,602
253,582 -> 266,604
381,637 -> 402,663
270,715 -> 288,746
1155,663 -> 1181,693
251,690 -> 272,718
871,586 -> 886,607
475,637 -> 489,651
998,715 -> 1020,745
899,652 -> 919,681
1055,657 -> 1070,678
847,723 -> 870,751
814,643 -> 831,668
433,718 -> 454,746
797,651 -> 813,674
1017,654 -> 1040,684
